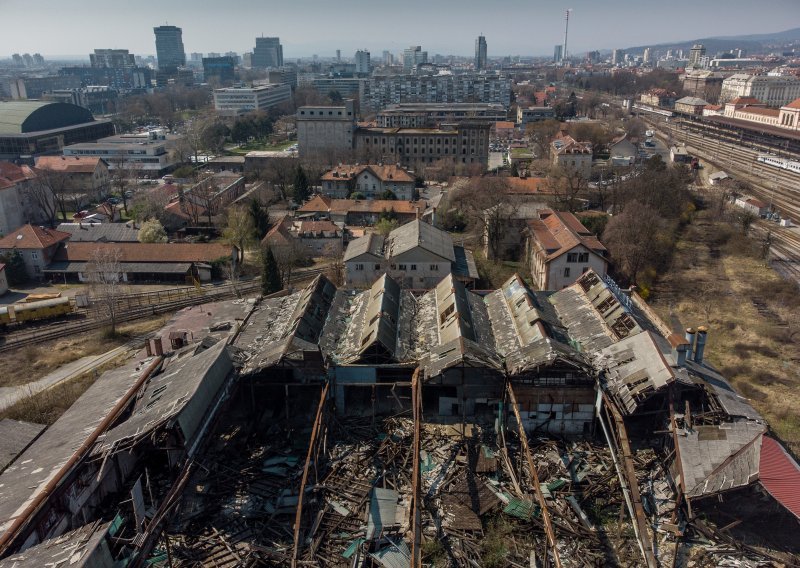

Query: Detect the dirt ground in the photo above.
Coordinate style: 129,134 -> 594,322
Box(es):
649,208 -> 800,454
0,316 -> 168,389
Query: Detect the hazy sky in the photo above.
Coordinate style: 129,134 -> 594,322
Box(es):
2,0 -> 798,59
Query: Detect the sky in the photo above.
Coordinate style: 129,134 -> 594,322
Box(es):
2,0 -> 798,59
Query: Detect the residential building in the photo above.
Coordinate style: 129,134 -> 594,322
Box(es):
688,44 -> 706,68
355,50 -> 371,75
296,100 -> 356,161
162,171 -> 245,230
675,96 -> 710,115
297,195 -> 426,226
262,215 -> 344,257
608,134 -> 638,165
377,103 -> 507,127
320,164 -> 415,200
0,224 -> 71,280
59,65 -> 152,93
253,37 -> 283,68
55,222 -> 139,242
0,101 -> 115,162
354,122 -> 490,171
720,74 -> 800,107
7,75 -> 82,100
63,130 -> 181,176
403,46 -> 427,72
639,88 -> 677,108
90,49 -> 135,68
516,106 -> 556,125
154,25 -> 186,70
551,135 -> 592,178
0,162 -> 51,235
46,241 -> 235,283
300,77 -> 367,99
34,156 -> 110,203
212,84 -> 292,115
366,73 -> 512,110
525,209 -> 608,290
203,57 -> 236,85
47,86 -> 119,115
475,36 -> 487,70
343,219 -> 477,288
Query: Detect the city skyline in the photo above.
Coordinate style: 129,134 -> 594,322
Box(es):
2,0 -> 797,60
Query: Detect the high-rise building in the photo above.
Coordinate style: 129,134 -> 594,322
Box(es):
554,45 -> 563,63
475,35 -> 487,70
153,25 -> 186,69
403,46 -> 427,72
336,49 -> 341,62
32,53 -> 44,66
253,37 -> 283,68
90,49 -> 136,68
383,51 -> 394,65
355,50 -> 371,75
203,56 -> 236,85
643,48 -> 651,65
689,44 -> 706,68
612,49 -> 625,65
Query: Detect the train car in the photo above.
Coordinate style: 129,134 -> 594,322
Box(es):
757,154 -> 800,174
0,296 -> 76,326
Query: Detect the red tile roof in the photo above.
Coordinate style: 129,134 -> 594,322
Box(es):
737,106 -> 780,118
504,177 -> 552,195
528,209 -> 606,260
261,215 -> 295,247
784,97 -> 800,109
759,436 -> 800,520
728,97 -> 762,106
298,195 -> 426,215
54,241 -> 233,263
494,121 -> 516,130
35,156 -> 106,174
0,162 -> 36,190
321,164 -> 414,183
0,224 -> 71,250
297,220 -> 340,234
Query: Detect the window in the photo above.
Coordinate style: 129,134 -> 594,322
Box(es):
31,251 -> 39,260
429,264 -> 439,271
578,252 -> 589,262
374,264 -> 381,270
410,264 -> 417,271
563,267 -> 571,278
566,253 -> 578,262
398,264 -> 407,270
355,264 -> 364,271
582,267 -> 589,274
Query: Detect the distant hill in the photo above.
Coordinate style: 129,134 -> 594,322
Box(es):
625,28 -> 800,55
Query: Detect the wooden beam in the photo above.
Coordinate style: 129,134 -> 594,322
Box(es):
506,381 -> 562,568
291,382 -> 329,567
410,368 -> 422,568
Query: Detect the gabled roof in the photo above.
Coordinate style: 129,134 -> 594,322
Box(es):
552,135 -> 591,155
0,225 -> 71,250
35,156 -> 106,174
321,164 -> 414,184
343,232 -> 385,262
299,196 -> 425,216
297,194 -> 333,212
504,177 -> 551,195
262,215 -> 296,247
784,97 -> 800,110
675,96 -> 710,106
0,162 -> 36,190
727,96 -> 762,106
384,220 -> 455,262
527,209 -> 607,261
56,223 -> 139,242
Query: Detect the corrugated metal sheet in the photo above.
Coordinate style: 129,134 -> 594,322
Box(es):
366,488 -> 398,539
759,436 -> 800,519
369,539 -> 410,568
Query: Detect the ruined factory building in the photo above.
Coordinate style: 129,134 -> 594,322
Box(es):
0,270 -> 798,566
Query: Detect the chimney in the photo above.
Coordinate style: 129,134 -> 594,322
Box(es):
694,326 -> 708,364
685,327 -> 696,360
669,333 -> 690,366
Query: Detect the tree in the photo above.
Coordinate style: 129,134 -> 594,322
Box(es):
293,165 -> 310,203
130,191 -> 169,225
33,167 -> 73,222
261,246 -> 282,295
375,218 -> 400,236
138,218 -> 168,243
380,189 -> 397,200
545,166 -> 588,213
26,176 -> 58,227
222,205 -> 256,263
86,247 -> 123,336
248,198 -> 270,240
525,119 -> 561,159
603,203 -> 667,285
0,251 -> 28,286
349,191 -> 366,200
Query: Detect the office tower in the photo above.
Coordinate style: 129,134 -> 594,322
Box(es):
355,50 -> 370,74
612,49 -> 625,65
643,47 -> 651,65
253,37 -> 283,68
382,50 -> 394,65
403,46 -> 427,71
689,44 -> 706,68
475,35 -> 487,70
153,25 -> 186,69
336,49 -> 341,62
554,44 -> 563,63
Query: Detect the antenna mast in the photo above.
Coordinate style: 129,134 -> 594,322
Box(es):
563,9 -> 572,64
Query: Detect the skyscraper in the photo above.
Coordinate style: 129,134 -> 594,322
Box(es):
90,49 -> 136,68
643,47 -> 651,65
554,44 -> 563,63
612,49 -> 625,65
355,50 -> 371,74
475,35 -> 487,70
253,37 -> 283,68
403,46 -> 427,72
689,44 -> 706,68
153,25 -> 186,69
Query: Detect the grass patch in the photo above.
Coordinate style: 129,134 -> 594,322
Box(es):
650,208 -> 800,453
0,316 -> 167,388
481,515 -> 512,567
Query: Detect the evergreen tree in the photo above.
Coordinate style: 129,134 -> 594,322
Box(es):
261,247 -> 282,295
1,250 -> 27,286
293,165 -> 310,203
248,198 -> 270,239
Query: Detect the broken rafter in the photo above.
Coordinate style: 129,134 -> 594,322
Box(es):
410,368 -> 422,568
506,381 -> 562,568
292,381 -> 329,567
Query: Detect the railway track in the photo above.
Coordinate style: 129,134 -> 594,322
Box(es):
0,266 -> 329,353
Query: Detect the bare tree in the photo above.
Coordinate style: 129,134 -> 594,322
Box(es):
222,205 -> 256,263
32,167 -> 74,222
87,247 -> 123,336
603,202 -> 667,285
185,174 -> 218,227
545,165 -> 588,212
25,177 -> 58,227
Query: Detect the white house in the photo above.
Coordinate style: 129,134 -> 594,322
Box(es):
320,164 -> 416,200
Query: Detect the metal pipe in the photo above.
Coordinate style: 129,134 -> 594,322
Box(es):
0,355 -> 164,556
